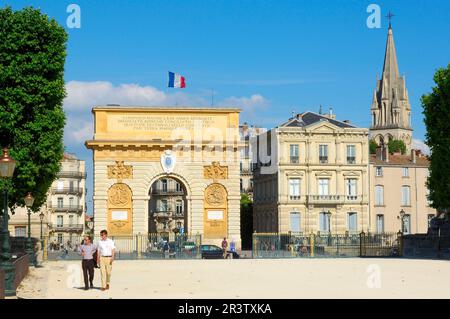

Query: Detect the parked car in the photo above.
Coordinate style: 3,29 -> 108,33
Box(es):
200,244 -> 240,259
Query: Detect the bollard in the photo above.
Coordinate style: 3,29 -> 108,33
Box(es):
253,232 -> 258,258
310,233 -> 315,258
137,235 -> 142,259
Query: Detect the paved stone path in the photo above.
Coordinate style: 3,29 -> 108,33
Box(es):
16,258 -> 450,299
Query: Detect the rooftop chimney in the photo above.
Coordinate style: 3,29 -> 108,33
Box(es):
411,149 -> 416,163
327,107 -> 336,119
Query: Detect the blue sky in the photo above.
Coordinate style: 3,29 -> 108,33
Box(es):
3,0 -> 450,214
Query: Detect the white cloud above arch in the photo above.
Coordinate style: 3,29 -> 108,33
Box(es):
62,80 -> 269,146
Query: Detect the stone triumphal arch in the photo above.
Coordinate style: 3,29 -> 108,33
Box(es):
85,106 -> 242,248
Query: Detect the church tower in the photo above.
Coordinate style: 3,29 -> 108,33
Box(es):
370,23 -> 413,152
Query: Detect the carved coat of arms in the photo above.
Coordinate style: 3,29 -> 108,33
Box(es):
161,150 -> 176,174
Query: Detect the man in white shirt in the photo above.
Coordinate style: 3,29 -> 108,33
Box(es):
96,229 -> 116,291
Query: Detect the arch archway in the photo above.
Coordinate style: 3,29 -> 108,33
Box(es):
148,176 -> 189,236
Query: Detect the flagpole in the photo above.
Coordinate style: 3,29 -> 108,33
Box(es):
211,88 -> 214,107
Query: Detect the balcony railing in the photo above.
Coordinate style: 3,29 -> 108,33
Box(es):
307,195 -> 342,204
57,171 -> 87,179
319,156 -> 328,164
52,187 -> 84,195
50,224 -> 84,232
50,205 -> 84,213
152,209 -> 185,218
306,195 -> 360,204
290,156 -> 299,164
289,195 -> 301,200
151,188 -> 185,195
347,157 -> 356,164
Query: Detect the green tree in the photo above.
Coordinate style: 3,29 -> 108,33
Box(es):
422,64 -> 450,215
387,139 -> 406,155
240,193 -> 253,250
369,139 -> 378,154
0,7 -> 67,212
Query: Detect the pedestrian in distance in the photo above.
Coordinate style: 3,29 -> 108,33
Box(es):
221,237 -> 228,259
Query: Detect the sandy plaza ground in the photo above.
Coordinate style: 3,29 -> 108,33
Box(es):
15,258 -> 450,299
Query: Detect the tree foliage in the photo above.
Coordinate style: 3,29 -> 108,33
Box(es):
422,64 -> 450,214
240,193 -> 253,250
387,139 -> 406,155
0,7 -> 67,211
369,139 -> 378,154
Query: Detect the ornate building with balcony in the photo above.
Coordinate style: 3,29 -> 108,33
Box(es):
253,111 -> 370,234
8,153 -> 86,242
48,153 -> 86,243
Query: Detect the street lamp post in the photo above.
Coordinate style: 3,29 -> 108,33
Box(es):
24,192 -> 35,266
0,148 -> 17,296
39,212 -> 44,243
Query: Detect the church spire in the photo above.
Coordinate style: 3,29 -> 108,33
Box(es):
381,23 -> 400,89
369,20 -> 413,153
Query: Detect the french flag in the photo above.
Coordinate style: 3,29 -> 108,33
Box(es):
168,71 -> 186,88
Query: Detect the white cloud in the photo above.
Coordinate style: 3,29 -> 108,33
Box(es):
64,81 -> 199,111
220,94 -> 268,109
66,118 -> 93,144
413,139 -> 430,155
62,81 -> 268,147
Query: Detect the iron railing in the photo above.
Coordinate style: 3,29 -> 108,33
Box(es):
152,209 -> 185,217
57,171 -> 86,179
42,233 -> 202,260
50,205 -> 84,213
305,195 -> 360,204
49,224 -> 84,232
290,156 -> 299,164
51,187 -> 84,195
307,195 -> 343,204
252,232 -> 401,258
319,156 -> 328,163
151,188 -> 185,195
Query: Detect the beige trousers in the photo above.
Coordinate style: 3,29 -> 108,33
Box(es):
99,256 -> 112,288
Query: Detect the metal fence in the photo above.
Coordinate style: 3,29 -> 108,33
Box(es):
252,232 -> 401,258
43,233 -> 202,260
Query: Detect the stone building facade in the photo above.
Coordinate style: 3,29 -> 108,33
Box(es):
253,111 -> 370,234
8,153 -> 86,242
47,153 -> 86,242
85,106 -> 242,248
369,148 -> 435,234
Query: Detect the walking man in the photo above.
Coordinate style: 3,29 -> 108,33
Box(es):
97,230 -> 116,291
78,235 -> 97,290
221,237 -> 228,259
